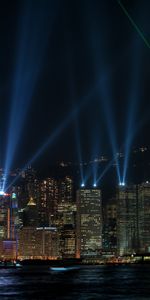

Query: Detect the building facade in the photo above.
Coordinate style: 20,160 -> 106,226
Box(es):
117,185 -> 139,256
138,182 -> 150,253
103,199 -> 117,255
76,188 -> 102,258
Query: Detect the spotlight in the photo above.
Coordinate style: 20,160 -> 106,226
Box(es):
0,191 -> 5,196
93,183 -> 97,187
119,182 -> 125,186
81,183 -> 85,188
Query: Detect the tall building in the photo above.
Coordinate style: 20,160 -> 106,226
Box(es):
58,176 -> 74,204
9,192 -> 19,240
57,203 -> 76,258
117,183 -> 150,256
76,188 -> 102,258
0,193 -> 18,259
138,182 -> 150,253
103,199 -> 117,255
38,178 -> 58,227
23,197 -> 38,227
18,196 -> 59,259
0,194 -> 10,241
56,177 -> 76,258
15,167 -> 38,210
117,185 -> 139,256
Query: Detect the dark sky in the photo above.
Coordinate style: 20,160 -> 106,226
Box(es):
0,0 -> 149,170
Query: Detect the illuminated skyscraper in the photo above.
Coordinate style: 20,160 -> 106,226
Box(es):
57,177 -> 76,258
16,166 -> 37,209
138,182 -> 150,253
18,197 -> 59,259
57,202 -> 76,258
9,192 -> 19,240
117,185 -> 139,256
76,188 -> 102,258
0,194 -> 9,241
38,178 -> 58,226
58,176 -> 74,204
0,192 -> 18,259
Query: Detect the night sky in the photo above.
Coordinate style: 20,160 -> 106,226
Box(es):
0,0 -> 149,171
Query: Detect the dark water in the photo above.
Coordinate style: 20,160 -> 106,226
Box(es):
0,265 -> 150,299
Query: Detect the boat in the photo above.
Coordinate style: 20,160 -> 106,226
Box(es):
50,266 -> 80,271
49,258 -> 81,271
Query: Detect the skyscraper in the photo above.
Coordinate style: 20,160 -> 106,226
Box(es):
38,178 -> 58,227
57,176 -> 76,258
76,188 -> 102,258
57,202 -> 76,258
117,185 -> 139,256
0,193 -> 18,259
138,182 -> 150,253
23,197 -> 38,227
103,199 -> 117,255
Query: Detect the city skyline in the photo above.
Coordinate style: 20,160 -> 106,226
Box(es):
0,168 -> 150,261
0,0 -> 150,257
0,1 -> 149,298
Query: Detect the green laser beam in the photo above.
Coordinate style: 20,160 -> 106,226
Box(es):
117,0 -> 150,49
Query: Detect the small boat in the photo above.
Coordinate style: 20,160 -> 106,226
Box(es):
50,266 -> 80,272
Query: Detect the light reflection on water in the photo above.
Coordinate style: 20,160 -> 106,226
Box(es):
0,265 -> 150,300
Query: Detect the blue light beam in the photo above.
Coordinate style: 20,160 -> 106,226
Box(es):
5,89 -> 95,191
84,1 -> 121,184
96,109 -> 149,185
3,0 -> 59,190
66,44 -> 85,186
99,80 -> 121,184
122,37 -> 142,184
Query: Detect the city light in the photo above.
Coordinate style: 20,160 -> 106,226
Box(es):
81,183 -> 85,188
93,183 -> 97,187
119,182 -> 125,186
0,191 -> 5,196
12,193 -> 17,199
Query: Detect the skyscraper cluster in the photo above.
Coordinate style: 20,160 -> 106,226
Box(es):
0,166 -> 150,261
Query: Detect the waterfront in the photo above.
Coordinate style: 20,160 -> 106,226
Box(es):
0,265 -> 150,299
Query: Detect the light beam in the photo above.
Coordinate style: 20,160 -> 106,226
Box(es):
117,0 -> 150,49
3,0 -> 59,191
